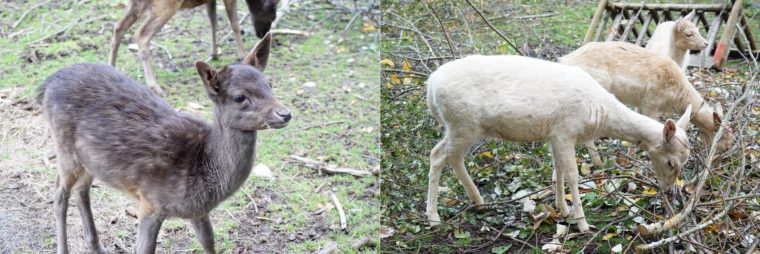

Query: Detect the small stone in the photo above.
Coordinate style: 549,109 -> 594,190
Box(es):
252,164 -> 273,178
302,82 -> 317,88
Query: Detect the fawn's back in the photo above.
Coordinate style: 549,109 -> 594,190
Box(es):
40,63 -> 212,215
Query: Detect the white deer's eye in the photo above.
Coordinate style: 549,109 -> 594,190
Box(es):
667,161 -> 676,168
686,34 -> 693,37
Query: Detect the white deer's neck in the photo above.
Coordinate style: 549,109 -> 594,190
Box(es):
601,104 -> 663,150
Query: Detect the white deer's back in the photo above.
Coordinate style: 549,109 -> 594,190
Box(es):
427,55 -> 618,141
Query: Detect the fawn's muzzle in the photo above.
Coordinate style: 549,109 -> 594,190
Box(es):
276,109 -> 292,122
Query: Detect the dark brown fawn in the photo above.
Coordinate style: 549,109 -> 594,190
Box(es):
109,0 -> 279,95
40,33 -> 290,254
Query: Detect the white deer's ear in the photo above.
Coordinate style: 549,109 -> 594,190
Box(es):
663,119 -> 677,142
676,104 -> 692,130
684,10 -> 696,22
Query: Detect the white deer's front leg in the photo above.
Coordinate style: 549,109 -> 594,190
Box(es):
550,144 -> 569,217
565,157 -> 590,232
551,140 -> 589,231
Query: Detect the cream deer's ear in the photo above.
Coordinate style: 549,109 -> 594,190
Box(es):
676,104 -> 692,130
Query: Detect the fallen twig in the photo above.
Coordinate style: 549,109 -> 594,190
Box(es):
26,14 -> 108,45
302,120 -> 344,130
317,241 -> 339,254
288,155 -> 372,177
351,237 -> 374,250
13,0 -> 52,29
329,191 -> 348,234
381,68 -> 429,77
269,28 -> 310,36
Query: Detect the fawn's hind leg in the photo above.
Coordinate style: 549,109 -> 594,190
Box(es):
74,173 -> 107,254
191,215 -> 216,254
54,154 -> 82,254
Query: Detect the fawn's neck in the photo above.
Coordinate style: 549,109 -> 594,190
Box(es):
204,120 -> 258,202
601,103 -> 663,150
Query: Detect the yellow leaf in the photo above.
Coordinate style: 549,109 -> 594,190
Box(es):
336,47 -> 346,54
676,178 -> 685,187
402,60 -> 411,72
643,187 -> 657,195
565,194 -> 572,201
380,59 -> 394,67
361,24 -> 376,33
602,232 -> 617,241
481,151 -> 494,158
385,82 -> 393,89
390,75 -> 400,84
580,163 -> 592,175
622,141 -> 632,147
708,90 -> 716,97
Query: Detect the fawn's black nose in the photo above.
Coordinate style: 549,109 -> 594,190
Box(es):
277,110 -> 292,122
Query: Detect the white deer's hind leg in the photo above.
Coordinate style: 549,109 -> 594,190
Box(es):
585,140 -> 604,167
426,138 -> 448,226
447,133 -> 484,207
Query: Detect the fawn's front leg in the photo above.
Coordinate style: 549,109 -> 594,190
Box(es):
134,10 -> 175,96
223,0 -> 247,58
136,213 -> 164,254
207,0 -> 220,60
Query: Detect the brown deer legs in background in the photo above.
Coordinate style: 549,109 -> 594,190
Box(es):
109,0 -> 248,96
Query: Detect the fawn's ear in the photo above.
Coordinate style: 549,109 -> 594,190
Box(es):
676,104 -> 692,129
243,32 -> 272,72
196,61 -> 220,96
663,119 -> 678,143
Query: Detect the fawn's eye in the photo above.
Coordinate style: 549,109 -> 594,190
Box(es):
233,94 -> 246,103
686,34 -> 693,37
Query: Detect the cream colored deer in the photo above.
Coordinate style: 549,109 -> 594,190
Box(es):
645,10 -> 708,71
425,55 -> 692,232
560,42 -> 733,166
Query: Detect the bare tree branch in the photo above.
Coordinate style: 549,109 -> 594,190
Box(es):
463,0 -> 524,56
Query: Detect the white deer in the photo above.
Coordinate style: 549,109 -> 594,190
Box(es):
560,42 -> 733,167
425,55 -> 692,232
645,10 -> 708,71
